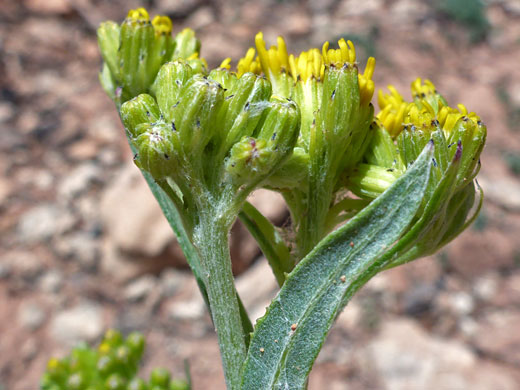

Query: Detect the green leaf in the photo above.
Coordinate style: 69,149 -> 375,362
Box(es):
239,201 -> 294,287
241,142 -> 434,390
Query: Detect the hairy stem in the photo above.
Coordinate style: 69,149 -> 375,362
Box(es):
192,208 -> 247,390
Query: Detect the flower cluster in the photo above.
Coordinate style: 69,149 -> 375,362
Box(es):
97,8 -> 485,263
40,8 -> 489,389
41,330 -> 189,390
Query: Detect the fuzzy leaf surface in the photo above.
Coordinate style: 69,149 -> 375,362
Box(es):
241,143 -> 434,390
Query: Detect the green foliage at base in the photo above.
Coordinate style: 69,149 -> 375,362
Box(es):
40,330 -> 189,390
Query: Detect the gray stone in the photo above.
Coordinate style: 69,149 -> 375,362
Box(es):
160,268 -> 187,297
38,270 -> 64,293
21,339 -> 38,362
18,302 -> 46,331
478,175 -> 520,211
0,102 -> 14,124
124,275 -> 157,302
450,291 -> 475,316
472,311 -> 520,366
54,232 -> 99,270
100,163 -> 175,256
58,162 -> 102,199
17,204 -> 75,243
5,251 -> 43,281
167,299 -> 205,321
236,259 -> 278,321
0,263 -> 11,280
473,273 -> 499,301
366,318 -> 519,389
50,301 -> 104,346
403,283 -> 437,316
247,189 -> 287,223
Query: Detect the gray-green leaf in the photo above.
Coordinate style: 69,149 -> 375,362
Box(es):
241,142 -> 434,390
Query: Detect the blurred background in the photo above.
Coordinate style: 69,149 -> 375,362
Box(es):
1,0 -> 520,388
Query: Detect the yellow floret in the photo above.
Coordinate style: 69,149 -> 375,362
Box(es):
152,15 -> 172,35
127,7 -> 149,22
219,57 -> 232,70
237,48 -> 262,76
438,104 -> 481,132
255,32 -> 291,79
288,48 -> 324,82
359,57 -> 376,106
322,38 -> 356,66
411,78 -> 437,98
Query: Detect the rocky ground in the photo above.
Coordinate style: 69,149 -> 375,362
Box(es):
1,0 -> 520,389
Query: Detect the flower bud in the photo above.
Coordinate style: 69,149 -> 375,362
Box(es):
170,379 -> 190,390
126,332 -> 146,360
66,373 -> 86,390
226,96 -> 300,186
150,368 -> 171,387
173,28 -> 201,61
133,122 -> 179,180
216,72 -> 272,151
169,74 -> 225,157
121,94 -> 162,138
128,378 -> 148,390
97,9 -> 180,103
106,373 -> 127,390
151,61 -> 198,122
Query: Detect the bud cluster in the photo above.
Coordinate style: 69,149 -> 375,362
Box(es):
41,330 -> 189,390
96,6 -> 487,269
98,8 -> 203,104
347,79 -> 486,265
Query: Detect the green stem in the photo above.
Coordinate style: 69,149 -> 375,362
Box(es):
192,210 -> 247,390
239,202 -> 293,286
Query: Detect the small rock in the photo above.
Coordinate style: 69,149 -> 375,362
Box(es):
155,0 -> 199,14
25,0 -> 71,14
369,318 -> 520,389
0,263 -> 11,280
451,291 -> 475,316
338,0 -> 383,17
0,102 -> 14,124
5,251 -> 43,281
403,283 -> 438,316
17,204 -> 75,244
58,163 -> 102,199
478,175 -> 520,211
473,273 -> 499,301
100,164 -> 175,256
236,260 -> 278,321
18,302 -> 46,331
50,301 -> 104,346
390,0 -> 429,23
286,11 -> 312,36
460,316 -> 478,337
472,311 -> 520,366
167,299 -> 205,321
0,176 -> 11,204
39,270 -> 64,293
247,189 -> 287,224
367,319 -> 474,389
21,339 -> 38,362
124,275 -> 157,302
54,232 -> 99,270
160,268 -> 187,297
185,6 -> 215,30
